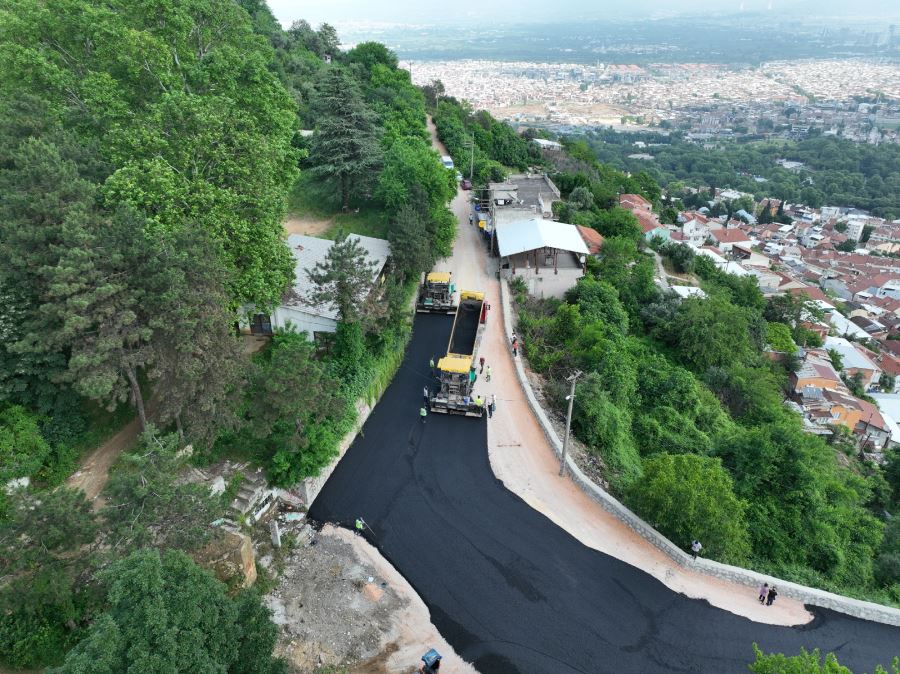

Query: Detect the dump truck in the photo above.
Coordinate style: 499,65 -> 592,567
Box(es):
416,271 -> 457,314
430,291 -> 488,417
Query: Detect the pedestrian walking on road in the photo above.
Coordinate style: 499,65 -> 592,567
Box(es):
691,540 -> 702,560
488,394 -> 496,418
758,583 -> 769,604
423,386 -> 430,405
487,401 -> 493,418
429,356 -> 435,376
420,406 -> 427,424
469,366 -> 476,384
485,365 -> 492,382
469,213 -> 474,226
479,356 -> 485,374
766,586 -> 778,606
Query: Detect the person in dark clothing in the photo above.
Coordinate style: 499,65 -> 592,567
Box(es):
766,586 -> 778,606
479,356 -> 485,374
423,386 -> 430,405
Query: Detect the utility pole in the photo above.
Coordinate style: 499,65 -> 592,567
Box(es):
559,370 -> 582,477
469,133 -> 475,181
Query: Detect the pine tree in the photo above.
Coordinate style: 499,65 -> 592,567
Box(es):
308,68 -> 382,211
47,207 -> 157,430
0,136 -> 99,407
305,231 -> 378,324
147,229 -> 246,447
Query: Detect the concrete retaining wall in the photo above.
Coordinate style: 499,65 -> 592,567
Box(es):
499,278 -> 900,627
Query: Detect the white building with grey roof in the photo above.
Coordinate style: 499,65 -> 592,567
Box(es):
243,233 -> 390,339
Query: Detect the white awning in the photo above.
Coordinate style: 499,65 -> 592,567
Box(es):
497,218 -> 589,258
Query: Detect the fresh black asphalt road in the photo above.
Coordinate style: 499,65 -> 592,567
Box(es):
310,314 -> 900,673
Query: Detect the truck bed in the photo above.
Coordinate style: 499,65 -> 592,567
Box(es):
449,300 -> 480,356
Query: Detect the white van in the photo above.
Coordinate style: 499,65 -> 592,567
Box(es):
441,155 -> 454,169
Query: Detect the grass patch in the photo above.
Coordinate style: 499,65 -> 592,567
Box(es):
288,172 -> 387,240
324,208 -> 387,240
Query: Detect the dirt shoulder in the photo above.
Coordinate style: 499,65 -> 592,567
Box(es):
283,215 -> 333,238
266,524 -> 476,674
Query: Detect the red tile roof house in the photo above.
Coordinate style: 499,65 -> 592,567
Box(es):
619,193 -> 652,212
855,398 -> 892,451
875,351 -> 900,392
786,285 -> 830,304
632,209 -> 670,242
576,225 -> 604,255
709,227 -> 751,253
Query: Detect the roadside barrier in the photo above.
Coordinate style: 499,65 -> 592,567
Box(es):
499,278 -> 900,627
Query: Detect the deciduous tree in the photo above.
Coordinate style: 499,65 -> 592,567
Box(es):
52,549 -> 285,674
388,205 -> 433,280
626,452 -> 750,563
242,332 -> 343,480
666,296 -> 751,372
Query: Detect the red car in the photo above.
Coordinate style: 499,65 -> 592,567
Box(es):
461,179 -> 472,190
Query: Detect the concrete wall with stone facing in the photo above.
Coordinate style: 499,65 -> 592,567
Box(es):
499,278 -> 900,627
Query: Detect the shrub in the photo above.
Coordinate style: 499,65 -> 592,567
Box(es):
626,452 -> 750,564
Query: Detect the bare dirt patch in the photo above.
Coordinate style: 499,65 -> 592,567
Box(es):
283,215 -> 333,237
263,524 -> 475,674
265,526 -> 402,673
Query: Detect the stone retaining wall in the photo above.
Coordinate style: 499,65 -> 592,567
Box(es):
499,278 -> 900,627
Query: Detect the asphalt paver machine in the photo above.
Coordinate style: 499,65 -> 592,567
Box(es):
416,271 -> 458,314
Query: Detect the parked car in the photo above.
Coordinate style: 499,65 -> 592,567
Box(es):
441,155 -> 454,169
461,179 -> 472,190
455,171 -> 463,182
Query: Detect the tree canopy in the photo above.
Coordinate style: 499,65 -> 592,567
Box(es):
627,452 -> 751,563
51,549 -> 284,674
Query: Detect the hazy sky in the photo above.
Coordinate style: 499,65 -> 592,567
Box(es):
269,0 -> 897,28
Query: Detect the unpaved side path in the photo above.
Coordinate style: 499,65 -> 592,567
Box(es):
440,185 -> 813,628
427,116 -> 449,157
67,415 -> 141,506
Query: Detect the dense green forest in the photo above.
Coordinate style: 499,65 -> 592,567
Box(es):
432,95 -> 543,183
0,0 -> 459,667
515,148 -> 900,606
579,129 -> 900,219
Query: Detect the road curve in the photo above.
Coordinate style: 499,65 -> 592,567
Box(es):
309,313 -> 900,674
